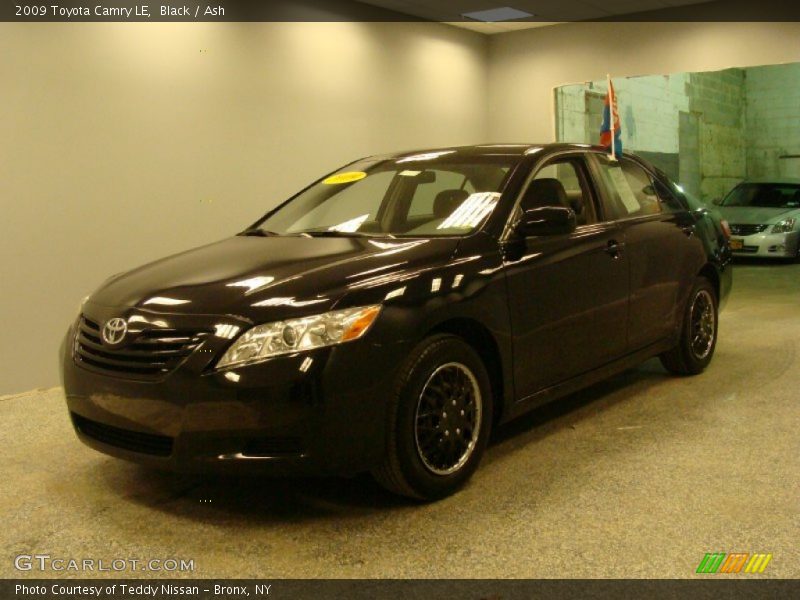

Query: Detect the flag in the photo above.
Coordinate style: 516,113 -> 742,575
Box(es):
600,76 -> 622,158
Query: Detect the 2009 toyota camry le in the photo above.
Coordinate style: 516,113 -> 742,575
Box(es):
61,144 -> 732,500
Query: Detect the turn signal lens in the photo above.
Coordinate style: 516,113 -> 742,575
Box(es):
342,305 -> 381,341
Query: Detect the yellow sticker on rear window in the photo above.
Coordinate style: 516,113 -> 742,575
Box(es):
323,171 -> 367,185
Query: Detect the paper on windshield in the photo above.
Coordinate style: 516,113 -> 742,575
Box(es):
438,192 -> 500,229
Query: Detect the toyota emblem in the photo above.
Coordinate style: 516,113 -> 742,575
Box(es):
102,318 -> 128,345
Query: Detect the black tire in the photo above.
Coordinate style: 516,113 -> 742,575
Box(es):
660,276 -> 718,375
372,334 -> 493,500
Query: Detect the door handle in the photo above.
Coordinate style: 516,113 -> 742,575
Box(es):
605,239 -> 622,258
681,225 -> 695,238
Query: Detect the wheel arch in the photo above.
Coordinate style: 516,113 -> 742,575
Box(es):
426,318 -> 507,427
698,263 -> 720,301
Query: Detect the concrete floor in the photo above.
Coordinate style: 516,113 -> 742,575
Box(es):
2,260 -> 798,579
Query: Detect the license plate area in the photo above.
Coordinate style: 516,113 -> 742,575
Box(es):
730,239 -> 744,250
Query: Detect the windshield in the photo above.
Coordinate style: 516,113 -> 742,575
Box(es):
721,183 -> 800,209
253,153 -> 516,237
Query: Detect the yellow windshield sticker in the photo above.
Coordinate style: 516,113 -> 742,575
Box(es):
323,171 -> 367,185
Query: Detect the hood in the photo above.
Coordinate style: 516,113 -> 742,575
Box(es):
716,206 -> 799,224
89,235 -> 459,318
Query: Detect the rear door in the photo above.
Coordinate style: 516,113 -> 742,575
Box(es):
589,153 -> 702,350
504,153 -> 629,400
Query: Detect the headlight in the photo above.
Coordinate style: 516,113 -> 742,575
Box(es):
215,305 -> 381,370
772,218 -> 796,233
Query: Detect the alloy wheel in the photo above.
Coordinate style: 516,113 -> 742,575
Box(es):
690,289 -> 715,360
414,362 -> 482,476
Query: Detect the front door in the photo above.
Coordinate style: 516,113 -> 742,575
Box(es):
504,154 -> 630,401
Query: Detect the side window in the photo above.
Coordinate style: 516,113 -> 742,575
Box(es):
620,160 -> 661,216
521,158 -> 597,225
408,170 -> 475,217
652,178 -> 686,212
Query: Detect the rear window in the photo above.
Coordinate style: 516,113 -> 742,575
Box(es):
593,155 -> 683,218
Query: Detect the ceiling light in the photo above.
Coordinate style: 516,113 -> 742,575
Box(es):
462,7 -> 533,22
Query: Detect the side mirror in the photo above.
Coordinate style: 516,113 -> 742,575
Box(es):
516,206 -> 576,237
711,197 -> 722,206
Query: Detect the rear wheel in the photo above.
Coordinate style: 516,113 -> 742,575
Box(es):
372,335 -> 493,500
660,277 -> 718,375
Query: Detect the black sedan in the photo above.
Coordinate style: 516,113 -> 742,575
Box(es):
61,144 -> 732,500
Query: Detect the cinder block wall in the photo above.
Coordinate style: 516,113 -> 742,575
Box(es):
556,74 -> 690,156
745,63 -> 800,179
687,69 -> 747,201
555,63 -> 798,200
555,71 -> 739,197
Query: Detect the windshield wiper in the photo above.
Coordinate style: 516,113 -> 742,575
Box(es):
238,228 -> 280,237
300,230 -> 395,239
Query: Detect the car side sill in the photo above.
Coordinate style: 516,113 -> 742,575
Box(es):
506,338 -> 675,422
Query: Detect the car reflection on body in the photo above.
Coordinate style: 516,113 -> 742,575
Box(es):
715,178 -> 800,259
61,144 -> 732,500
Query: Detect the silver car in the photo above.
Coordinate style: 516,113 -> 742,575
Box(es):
715,178 -> 800,259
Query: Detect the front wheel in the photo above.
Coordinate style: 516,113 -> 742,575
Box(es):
660,276 -> 718,375
372,335 -> 493,500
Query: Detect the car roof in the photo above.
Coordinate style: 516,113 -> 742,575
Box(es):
741,176 -> 800,185
367,143 -> 614,161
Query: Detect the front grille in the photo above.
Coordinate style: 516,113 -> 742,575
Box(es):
72,412 -> 173,456
729,223 -> 769,236
75,315 -> 210,379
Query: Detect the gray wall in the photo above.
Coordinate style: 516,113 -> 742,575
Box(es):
0,22 -> 488,394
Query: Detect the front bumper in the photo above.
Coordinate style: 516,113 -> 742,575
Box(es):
60,313 -> 410,477
729,231 -> 799,258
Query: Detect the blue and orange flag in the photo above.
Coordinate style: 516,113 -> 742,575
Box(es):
600,76 -> 622,158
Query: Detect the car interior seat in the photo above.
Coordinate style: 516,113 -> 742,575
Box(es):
403,188 -> 470,234
433,189 -> 470,219
565,193 -> 586,225
522,178 -> 569,211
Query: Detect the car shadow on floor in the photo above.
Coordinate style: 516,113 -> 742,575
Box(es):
485,360 -> 670,458
93,360 -> 672,519
732,256 -> 798,267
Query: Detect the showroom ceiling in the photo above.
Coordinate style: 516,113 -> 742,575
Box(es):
358,0 -> 713,33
